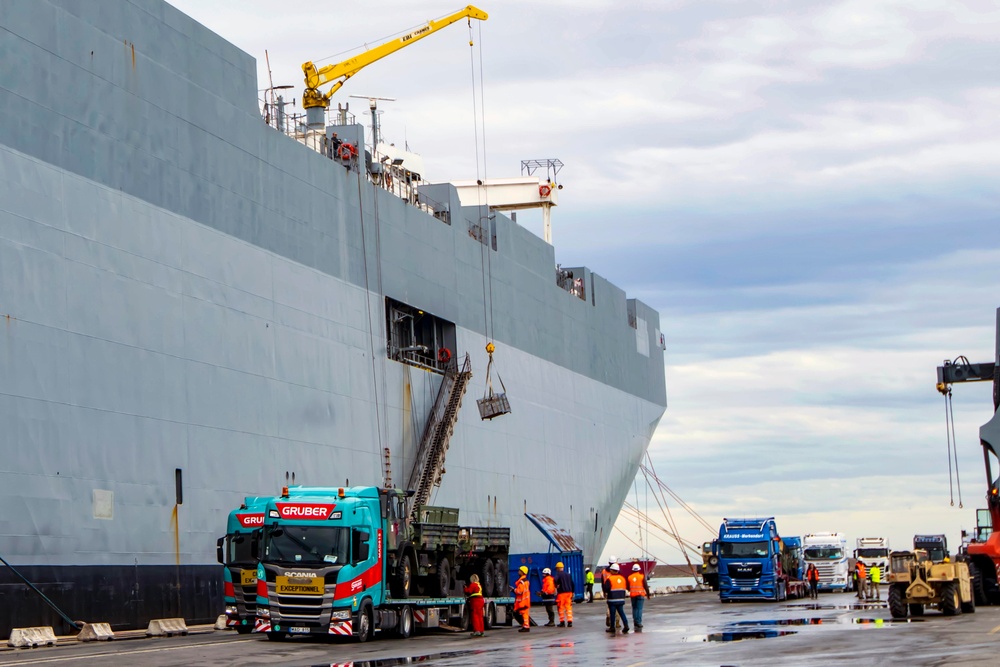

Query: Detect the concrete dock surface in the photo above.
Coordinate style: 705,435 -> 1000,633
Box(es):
0,591 -> 996,666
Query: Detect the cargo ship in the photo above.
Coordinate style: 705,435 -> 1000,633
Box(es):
0,0 -> 667,635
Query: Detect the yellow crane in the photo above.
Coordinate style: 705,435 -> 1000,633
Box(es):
301,5 -> 488,115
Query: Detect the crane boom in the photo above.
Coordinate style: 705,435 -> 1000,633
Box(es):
302,5 -> 488,111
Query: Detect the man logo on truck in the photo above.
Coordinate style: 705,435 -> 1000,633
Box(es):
276,503 -> 336,519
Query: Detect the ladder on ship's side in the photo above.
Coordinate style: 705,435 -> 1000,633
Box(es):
406,353 -> 473,518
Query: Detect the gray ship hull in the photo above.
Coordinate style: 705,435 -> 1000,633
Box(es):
0,0 -> 666,634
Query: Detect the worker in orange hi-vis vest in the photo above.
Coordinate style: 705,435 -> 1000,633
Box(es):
627,564 -> 650,630
513,566 -> 531,632
555,561 -> 574,627
540,568 -> 557,626
603,563 -> 629,636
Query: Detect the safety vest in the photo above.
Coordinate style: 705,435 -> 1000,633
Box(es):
542,575 -> 556,596
607,573 -> 627,600
514,576 -> 530,609
628,572 -> 647,598
466,582 -> 482,598
870,566 -> 881,583
857,563 -> 866,579
807,567 -> 819,582
585,571 -> 595,585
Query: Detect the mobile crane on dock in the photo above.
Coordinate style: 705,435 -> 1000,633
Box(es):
934,307 -> 1000,606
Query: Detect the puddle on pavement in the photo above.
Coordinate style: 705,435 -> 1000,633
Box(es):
683,629 -> 796,642
309,650 -> 480,666
788,602 -> 888,611
731,617 -> 917,627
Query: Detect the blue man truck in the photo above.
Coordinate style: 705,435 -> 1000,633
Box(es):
717,517 -> 806,602
217,497 -> 269,633
253,485 -> 514,641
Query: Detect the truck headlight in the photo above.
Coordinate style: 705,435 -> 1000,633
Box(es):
225,606 -> 238,615
331,610 -> 351,620
257,608 -> 270,618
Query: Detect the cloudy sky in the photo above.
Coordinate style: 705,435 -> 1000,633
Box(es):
169,0 -> 1000,566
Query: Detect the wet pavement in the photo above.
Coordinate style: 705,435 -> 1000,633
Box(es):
1,592 -> 998,666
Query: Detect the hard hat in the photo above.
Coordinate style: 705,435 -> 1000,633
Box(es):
610,563 -> 620,572
632,564 -> 641,572
519,566 -> 528,575
556,562 -> 564,569
585,567 -> 591,572
542,568 -> 551,575
609,555 -> 618,564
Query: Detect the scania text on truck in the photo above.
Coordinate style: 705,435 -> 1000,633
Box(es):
802,532 -> 850,592
253,486 -> 513,641
716,517 -> 806,602
218,497 -> 269,633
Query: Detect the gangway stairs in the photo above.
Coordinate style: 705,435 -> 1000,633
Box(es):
406,353 -> 473,517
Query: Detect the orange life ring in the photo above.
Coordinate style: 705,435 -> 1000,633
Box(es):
437,347 -> 452,364
339,145 -> 353,161
539,184 -> 551,197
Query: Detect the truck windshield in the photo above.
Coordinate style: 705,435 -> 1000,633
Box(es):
718,541 -> 769,558
856,548 -> 888,559
914,542 -> 946,562
225,532 -> 257,565
805,547 -> 844,560
264,526 -> 349,565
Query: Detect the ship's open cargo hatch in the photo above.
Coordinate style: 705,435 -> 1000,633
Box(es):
525,512 -> 582,553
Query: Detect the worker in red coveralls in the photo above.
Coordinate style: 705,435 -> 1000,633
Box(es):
555,561 -> 574,627
464,573 -> 485,637
514,566 -> 531,632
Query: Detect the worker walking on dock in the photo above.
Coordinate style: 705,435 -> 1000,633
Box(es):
855,561 -> 868,601
628,564 -> 649,630
555,562 -> 574,627
541,568 -> 557,626
806,563 -> 820,599
585,567 -> 595,603
464,574 -> 485,637
514,566 -> 531,632
604,563 -> 630,636
869,564 -> 881,601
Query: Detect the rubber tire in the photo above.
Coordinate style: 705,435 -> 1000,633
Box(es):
458,602 -> 470,631
396,605 -> 413,639
969,563 -> 988,606
494,558 -> 508,597
479,559 -> 495,598
484,602 -> 496,630
941,581 -> 961,616
961,586 -> 976,614
235,624 -> 254,635
392,549 -> 415,599
357,601 -> 374,642
888,584 -> 907,619
436,558 -> 452,598
908,603 -> 924,617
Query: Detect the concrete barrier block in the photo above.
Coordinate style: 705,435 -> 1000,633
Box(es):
77,623 -> 115,642
146,618 -> 189,637
214,615 -> 229,630
8,626 -> 57,648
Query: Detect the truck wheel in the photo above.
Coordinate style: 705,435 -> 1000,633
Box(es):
494,558 -> 507,597
392,550 -> 415,599
436,558 -> 452,597
941,582 -> 961,616
396,606 -> 413,639
908,603 -> 924,617
484,602 -> 496,630
969,563 -> 988,606
887,584 -> 907,619
479,559 -> 495,597
357,601 -> 374,642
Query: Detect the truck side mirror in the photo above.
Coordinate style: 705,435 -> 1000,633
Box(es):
216,537 -> 225,565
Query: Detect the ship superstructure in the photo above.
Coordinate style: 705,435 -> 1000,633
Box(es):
0,0 -> 666,634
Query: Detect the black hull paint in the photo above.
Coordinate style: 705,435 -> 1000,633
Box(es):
0,564 -> 221,638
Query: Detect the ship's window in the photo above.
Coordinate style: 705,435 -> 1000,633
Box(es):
385,298 -> 457,374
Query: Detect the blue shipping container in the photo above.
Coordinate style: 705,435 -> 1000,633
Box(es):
509,551 -> 585,603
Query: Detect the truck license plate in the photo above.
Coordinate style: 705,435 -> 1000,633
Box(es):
740,587 -> 752,591
240,570 -> 257,586
288,627 -> 310,634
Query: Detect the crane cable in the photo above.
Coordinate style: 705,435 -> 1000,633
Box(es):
943,385 -> 963,508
